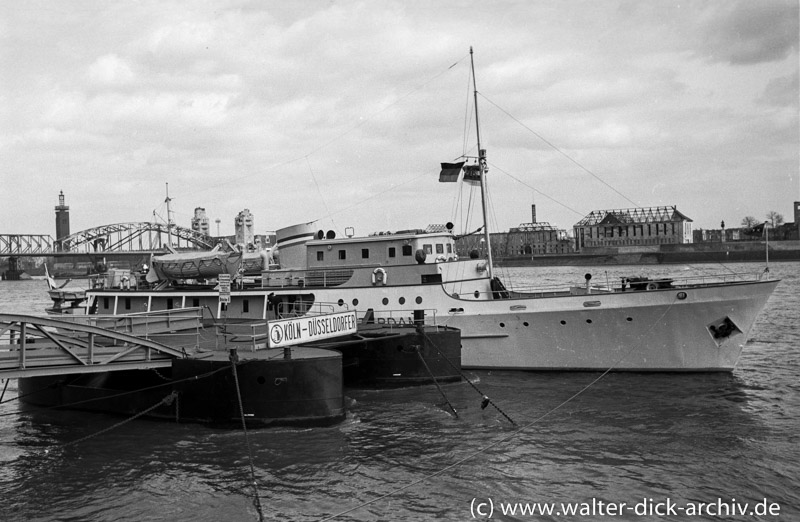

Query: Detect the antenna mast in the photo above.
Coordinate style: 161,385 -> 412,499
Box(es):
165,182 -> 174,226
165,182 -> 173,246
470,47 -> 494,279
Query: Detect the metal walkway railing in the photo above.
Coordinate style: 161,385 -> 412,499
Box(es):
0,314 -> 191,379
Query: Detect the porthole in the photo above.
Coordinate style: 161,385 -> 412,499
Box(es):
352,298 -> 359,306
257,376 -> 266,385
626,317 -> 633,322
337,299 -> 344,306
677,292 -> 687,300
474,290 -> 480,298
586,319 -> 593,324
523,322 -> 529,327
399,297 -> 406,305
382,297 -> 389,305
416,296 -> 423,304
499,322 -> 505,328
560,320 -> 566,325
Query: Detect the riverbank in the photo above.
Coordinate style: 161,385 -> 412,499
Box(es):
497,240 -> 800,266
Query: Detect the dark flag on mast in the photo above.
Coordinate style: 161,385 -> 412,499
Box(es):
439,162 -> 464,182
462,164 -> 481,185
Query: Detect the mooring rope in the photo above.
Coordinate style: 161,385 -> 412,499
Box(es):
420,330 -> 516,425
0,378 -> 66,407
46,391 -> 178,454
229,349 -> 265,522
0,362 -> 250,419
0,379 -> 73,417
414,344 -> 458,418
319,298 -> 680,521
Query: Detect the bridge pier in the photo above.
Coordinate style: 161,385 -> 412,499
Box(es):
1,256 -> 25,280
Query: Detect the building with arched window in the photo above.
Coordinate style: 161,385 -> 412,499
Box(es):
573,206 -> 693,252
506,222 -> 574,255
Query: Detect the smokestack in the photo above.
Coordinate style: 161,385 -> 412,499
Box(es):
531,204 -> 537,224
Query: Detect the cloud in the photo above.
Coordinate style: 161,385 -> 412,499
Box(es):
758,73 -> 800,107
0,1 -> 797,237
696,0 -> 799,65
87,54 -> 135,86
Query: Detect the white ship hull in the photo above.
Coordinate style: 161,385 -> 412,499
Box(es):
446,280 -> 776,371
84,260 -> 778,372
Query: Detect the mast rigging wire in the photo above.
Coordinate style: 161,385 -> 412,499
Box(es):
478,92 -> 641,209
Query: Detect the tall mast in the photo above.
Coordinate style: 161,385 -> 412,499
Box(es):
470,47 -> 494,279
165,182 -> 173,246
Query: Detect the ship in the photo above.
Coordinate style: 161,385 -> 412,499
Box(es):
73,48 -> 777,372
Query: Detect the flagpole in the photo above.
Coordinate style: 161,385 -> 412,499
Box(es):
470,47 -> 494,280
764,221 -> 770,276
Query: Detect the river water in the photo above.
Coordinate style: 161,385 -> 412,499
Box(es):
1,262 -> 798,521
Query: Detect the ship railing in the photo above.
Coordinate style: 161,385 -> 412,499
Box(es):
45,307 -> 203,349
655,271 -> 769,287
0,314 -> 187,379
357,308 -> 440,331
262,269 -> 354,288
214,302 -> 345,351
215,322 -> 268,352
497,270 -> 769,297
275,300 -> 338,318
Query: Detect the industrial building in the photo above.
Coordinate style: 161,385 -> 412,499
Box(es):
573,206 -> 693,252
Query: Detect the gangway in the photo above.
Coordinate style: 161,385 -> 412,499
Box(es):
0,314 -> 190,379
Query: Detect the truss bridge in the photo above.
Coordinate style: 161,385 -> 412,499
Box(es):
1,222 -> 215,257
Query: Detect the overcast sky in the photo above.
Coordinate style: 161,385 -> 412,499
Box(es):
2,0 -> 798,240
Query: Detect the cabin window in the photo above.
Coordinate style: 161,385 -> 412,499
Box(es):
103,297 -> 109,309
338,250 -> 346,260
388,247 -> 396,258
167,298 -> 174,310
402,245 -> 412,256
435,244 -> 444,254
243,299 -> 249,313
192,298 -> 200,307
421,274 -> 442,284
423,244 -> 433,254
317,251 -> 324,261
447,244 -> 452,254
361,248 -> 369,259
125,298 -> 131,310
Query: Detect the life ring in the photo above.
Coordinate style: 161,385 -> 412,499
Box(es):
372,267 -> 387,285
646,282 -> 658,291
